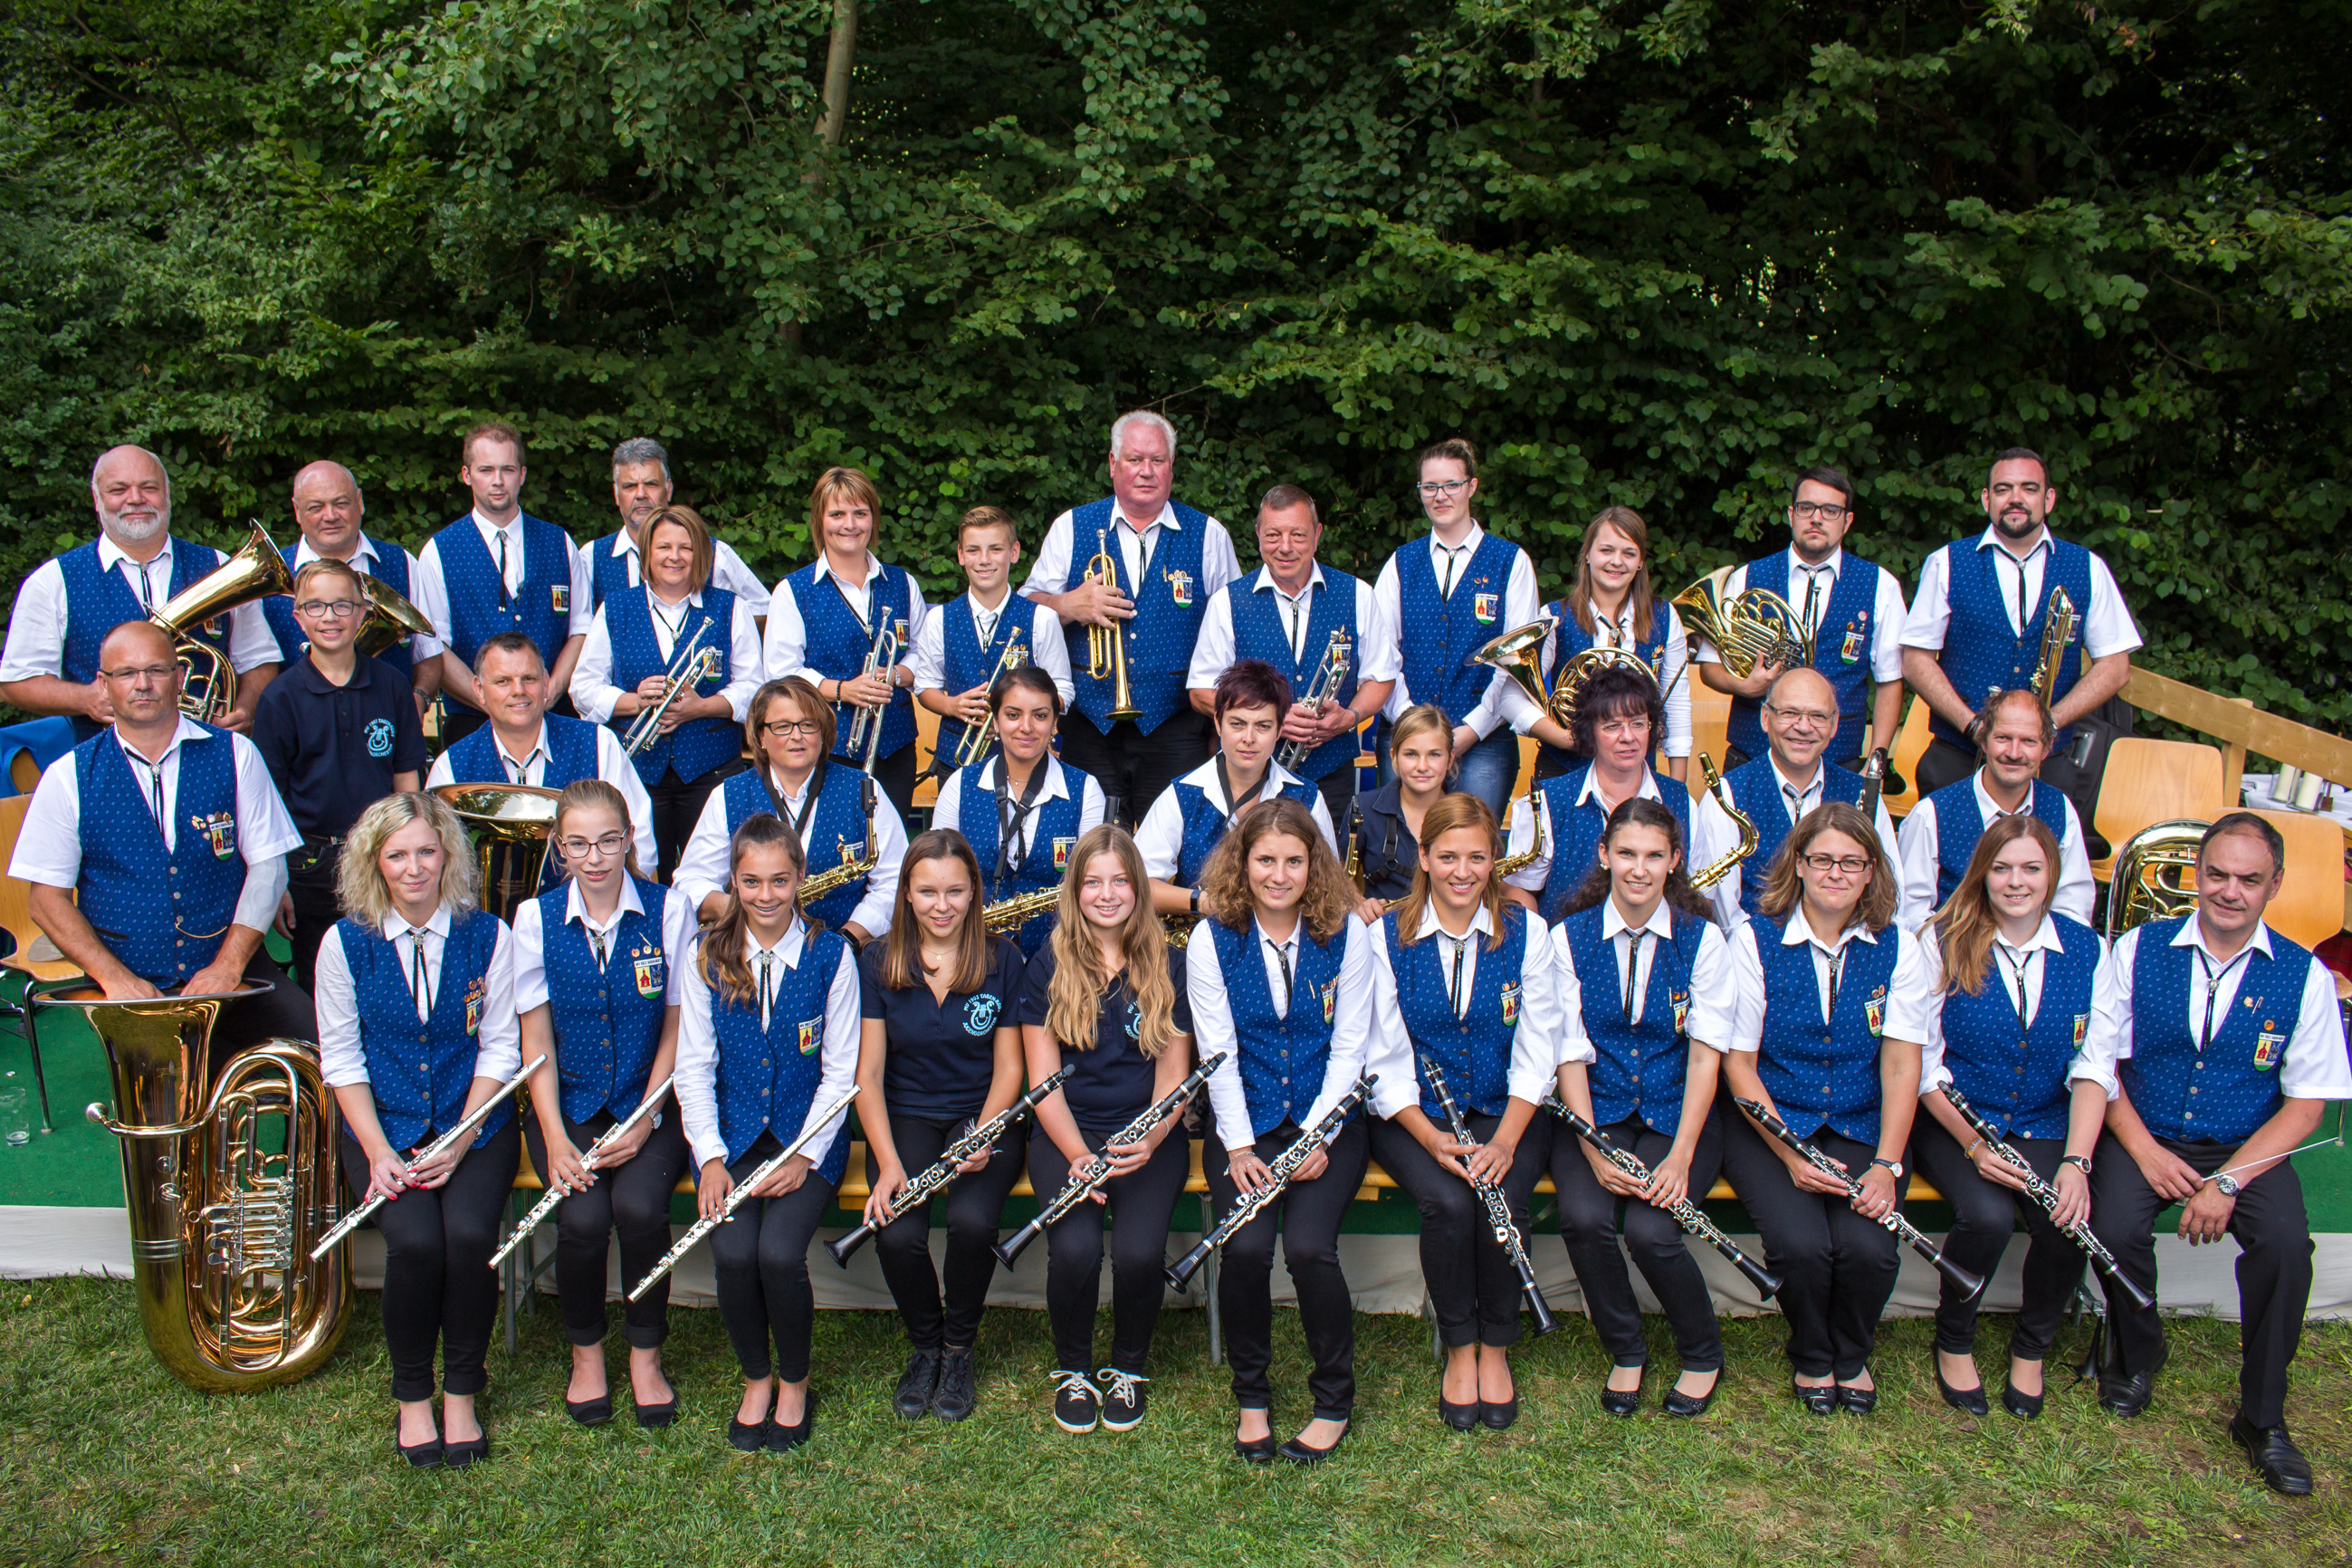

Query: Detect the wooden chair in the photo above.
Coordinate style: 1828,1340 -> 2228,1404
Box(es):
1879,696 -> 1936,819
1688,677 -> 1731,773
0,793 -> 86,1132
2089,739 -> 2227,883
2248,809 -> 2349,951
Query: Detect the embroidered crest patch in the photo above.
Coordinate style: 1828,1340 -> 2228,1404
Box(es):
464,976 -> 487,1037
798,1016 -> 822,1055
2073,1011 -> 2090,1049
1167,569 -> 1193,607
2255,1032 -> 2285,1070
1500,981 -> 1520,1025
1124,1000 -> 1143,1040
366,718 -> 396,758
1864,989 -> 1887,1036
1840,628 -> 1863,664
634,951 -> 664,999
192,811 -> 237,859
551,584 -> 570,613
1672,990 -> 1691,1034
1473,592 -> 1498,624
964,993 -> 1000,1036
1322,978 -> 1338,1025
1053,836 -> 1075,869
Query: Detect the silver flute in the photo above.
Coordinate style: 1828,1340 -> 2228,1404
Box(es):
1165,1076 -> 1374,1290
488,1073 -> 677,1269
827,1066 -> 1074,1266
1276,627 -> 1353,770
622,620 -> 720,756
994,1052 -> 1229,1267
311,1054 -> 549,1260
626,1087 -> 863,1302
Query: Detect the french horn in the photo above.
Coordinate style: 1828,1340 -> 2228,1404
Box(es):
1670,565 -> 1812,680
150,521 -> 297,722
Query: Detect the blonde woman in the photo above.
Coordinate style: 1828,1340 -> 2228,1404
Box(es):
1018,824 -> 1196,1436
316,791 -> 522,1470
1350,703 -> 1455,910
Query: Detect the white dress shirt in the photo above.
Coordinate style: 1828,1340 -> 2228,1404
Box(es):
932,755 -> 1106,871
0,534 -> 281,683
674,919 -> 864,1171
289,535 -> 445,663
510,877 -> 697,1013
11,716 -> 298,933
424,718 -> 658,872
760,552 -> 932,686
1500,767 -> 1664,895
1694,548 -> 1907,684
905,586 -> 1076,709
1894,770 -> 2095,932
594,528 -> 773,617
1134,756 -> 1338,880
1495,599 -> 1692,759
1018,498 -> 1244,605
1184,563 -> 1402,691
568,588 -> 764,724
1883,913 -> 2117,1095
1362,904 -> 1563,1117
1190,913 -> 1378,1148
314,903 -> 523,1092
1690,756 -> 1899,930
412,511 -> 595,648
1899,525 -> 2142,658
671,764 -> 907,937
2067,918 -> 2351,1104
1547,898 -> 1736,1070
1369,523 -> 1544,732
1700,914 -> 1935,1057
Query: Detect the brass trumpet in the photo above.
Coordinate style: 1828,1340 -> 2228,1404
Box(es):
1670,565 -> 1811,680
622,619 -> 722,756
151,521 -> 296,723
1084,528 -> 1142,721
952,632 -> 1029,771
1688,751 -> 1758,891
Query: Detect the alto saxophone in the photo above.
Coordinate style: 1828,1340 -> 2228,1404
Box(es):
1688,751 -> 1757,891
799,782 -> 880,909
981,883 -> 1063,935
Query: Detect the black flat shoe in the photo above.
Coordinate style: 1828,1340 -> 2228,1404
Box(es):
766,1406 -> 813,1453
1279,1426 -> 1347,1465
633,1373 -> 678,1429
1793,1377 -> 1836,1416
1935,1362 -> 1989,1417
2232,1414 -> 2315,1496
565,1391 -> 614,1427
1598,1366 -> 1646,1419
441,1429 -> 489,1469
1480,1394 -> 1519,1430
1835,1382 -> 1878,1416
727,1409 -> 770,1451
1439,1395 -> 1481,1431
394,1411 -> 443,1469
2000,1377 -> 2046,1420
1662,1374 -> 1719,1419
1234,1430 -> 1278,1465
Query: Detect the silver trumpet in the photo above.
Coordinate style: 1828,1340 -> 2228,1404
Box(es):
844,618 -> 901,773
621,619 -> 722,756
1277,627 -> 1353,771
951,632 -> 1030,771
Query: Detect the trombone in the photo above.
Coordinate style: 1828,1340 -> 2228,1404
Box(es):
622,618 -> 722,756
1084,527 -> 1142,721
951,632 -> 1029,771
843,618 -> 900,774
1278,627 -> 1353,771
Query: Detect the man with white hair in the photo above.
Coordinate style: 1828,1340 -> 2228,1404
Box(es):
583,436 -> 772,621
0,445 -> 282,738
1020,409 -> 1241,825
256,460 -> 443,704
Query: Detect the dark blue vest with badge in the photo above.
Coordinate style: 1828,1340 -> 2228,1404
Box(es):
432,513 -> 574,670
2118,916 -> 2317,1145
342,910 -> 508,1152
785,560 -> 917,763
1536,764 -> 1693,923
709,924 -> 852,1181
58,540 -> 230,742
1061,498 -> 1214,735
74,725 -> 244,986
948,758 -> 1088,956
1926,777 -> 2070,911
1210,917 -> 1348,1138
535,875 -> 672,1123
1927,538 -> 2095,753
1754,917 -> 1900,1144
1936,915 -> 2099,1140
1171,773 -> 1319,887
1724,757 -> 1869,922
1561,904 -> 1711,1134
1226,570 -> 1365,782
1725,553 -> 1883,762
603,586 -> 740,784
714,765 -> 873,932
1395,532 -> 1520,725
442,712 -> 603,791
937,593 -> 1043,768
1386,906 -> 1529,1122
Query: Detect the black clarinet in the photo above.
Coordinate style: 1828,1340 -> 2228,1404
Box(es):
1938,1085 -> 2153,1311
993,1051 -> 1228,1267
826,1066 -> 1075,1267
1546,1098 -> 1782,1299
1165,1076 -> 1375,1291
1425,1064 -> 1557,1335
1734,1096 -> 1985,1301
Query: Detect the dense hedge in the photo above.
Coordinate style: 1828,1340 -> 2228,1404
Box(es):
3,0 -> 2345,726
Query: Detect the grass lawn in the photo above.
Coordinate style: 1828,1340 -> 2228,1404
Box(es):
3,1280 -> 2347,1567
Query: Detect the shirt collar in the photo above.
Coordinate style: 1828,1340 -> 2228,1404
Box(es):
1251,563 -> 1326,598
472,509 -> 523,540
565,877 -> 646,933
645,585 -> 705,613
1786,545 -> 1845,580
1601,897 -> 1678,943
980,754 -> 1071,804
494,722 -> 550,772
1779,913 -> 1879,952
114,714 -> 213,767
2173,915 -> 2276,963
747,916 -> 810,967
1112,499 -> 1179,535
608,529 -> 639,559
1576,765 -> 1664,810
1970,770 -> 2039,823
1428,521 -> 1487,562
96,533 -> 174,576
293,651 -> 373,694
1415,904 -> 1496,942
1258,917 -> 1302,954
765,766 -> 814,808
810,551 -> 884,589
1769,754 -> 1826,800
1995,913 -> 2068,960
384,904 -> 455,942
292,535 -> 381,570
1974,524 -> 2052,565
966,584 -> 1014,617
1183,756 -> 1305,811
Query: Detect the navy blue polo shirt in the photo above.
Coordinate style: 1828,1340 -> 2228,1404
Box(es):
1017,943 -> 1194,1134
859,935 -> 1025,1122
253,652 -> 426,838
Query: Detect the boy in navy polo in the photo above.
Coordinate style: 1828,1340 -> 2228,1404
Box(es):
253,558 -> 426,985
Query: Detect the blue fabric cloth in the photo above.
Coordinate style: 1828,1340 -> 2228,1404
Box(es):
942,758 -> 1089,956
1533,599 -> 1667,776
1536,763 -> 1693,923
587,533 -> 634,613
2118,916 -> 2318,1145
602,586 -> 740,783
1385,906 -> 1529,1121
709,925 -> 852,1180
1225,570 -> 1367,782
1753,916 -> 1900,1144
0,717 -> 79,798
1394,531 -> 1521,725
441,712 -> 602,790
1170,773 -> 1318,887
57,539 -> 229,741
1925,776 -> 2070,911
1560,904 -> 1712,1133
1723,756 -> 1869,922
73,724 -> 244,985
713,764 -> 873,932
858,935 -> 1025,1121
535,875 -> 672,1123
783,560 -> 916,763
1925,537 -> 2095,751
1724,554 -> 1885,762
1209,915 -> 1348,1137
1936,914 -> 2100,1140
342,910 -> 509,1151
935,592 -> 1044,769
1060,497 -> 1214,734
431,512 -> 574,671
261,543 -> 416,681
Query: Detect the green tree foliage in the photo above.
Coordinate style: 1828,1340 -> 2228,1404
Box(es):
2,0 -> 2345,722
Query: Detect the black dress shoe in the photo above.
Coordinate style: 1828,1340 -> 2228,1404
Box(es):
1835,1382 -> 1878,1415
565,1391 -> 614,1427
1234,1428 -> 1278,1464
894,1347 -> 942,1420
1439,1395 -> 1481,1431
2000,1377 -> 2045,1420
1279,1425 -> 1348,1465
2231,1415 -> 2315,1496
1793,1377 -> 1836,1416
1480,1394 -> 1519,1430
394,1411 -> 443,1469
441,1429 -> 490,1469
767,1399 -> 813,1452
2099,1344 -> 2166,1418
1598,1366 -> 1646,1419
1662,1374 -> 1719,1419
1935,1362 -> 1990,1418
931,1347 -> 978,1422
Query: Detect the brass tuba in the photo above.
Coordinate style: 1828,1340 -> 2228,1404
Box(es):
1670,565 -> 1812,680
50,985 -> 349,1391
433,782 -> 562,922
2106,818 -> 2208,941
354,574 -> 440,662
150,521 -> 297,722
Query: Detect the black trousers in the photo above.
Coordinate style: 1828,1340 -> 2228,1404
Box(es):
1549,1111 -> 1726,1372
212,951 -> 317,1075
283,838 -> 344,990
1206,1116 -> 1371,1420
339,1118 -> 521,1401
646,760 -> 743,884
1028,1126 -> 1190,1375
1719,1115 -> 1903,1380
869,1111 -> 1027,1351
1309,765 -> 1357,833
1056,710 -> 1215,828
2088,1131 -> 2314,1429
831,741 -> 919,830
706,1132 -> 839,1383
522,1105 -> 691,1349
1369,1112 -> 1551,1349
1910,1119 -> 2085,1360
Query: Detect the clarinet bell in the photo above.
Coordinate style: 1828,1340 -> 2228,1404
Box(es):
2103,1257 -> 2156,1314
1936,1253 -> 1989,1304
1164,1240 -> 1212,1294
1735,1251 -> 1784,1301
993,1219 -> 1042,1269
824,1223 -> 874,1268
1523,1283 -> 1561,1337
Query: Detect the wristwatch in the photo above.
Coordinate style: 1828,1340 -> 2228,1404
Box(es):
2215,1172 -> 2241,1198
1869,1157 -> 1904,1180
1189,886 -> 1201,914
2060,1153 -> 2094,1175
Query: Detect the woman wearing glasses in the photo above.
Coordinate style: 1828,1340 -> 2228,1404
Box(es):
511,781 -> 696,1429
569,505 -> 763,880
674,676 -> 907,945
1503,664 -> 1691,926
1709,802 -> 1934,1414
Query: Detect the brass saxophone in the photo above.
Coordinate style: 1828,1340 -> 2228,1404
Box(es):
799,828 -> 881,909
981,883 -> 1063,935
2029,586 -> 2079,707
1688,751 -> 1757,891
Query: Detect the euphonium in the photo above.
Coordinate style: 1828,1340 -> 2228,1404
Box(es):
1670,565 -> 1811,679
952,632 -> 1030,770
433,782 -> 562,922
2107,818 -> 2208,941
1688,751 -> 1757,891
150,521 -> 297,722
50,985 -> 349,1391
1084,528 -> 1142,722
1278,627 -> 1353,770
622,619 -> 722,756
353,574 -> 439,662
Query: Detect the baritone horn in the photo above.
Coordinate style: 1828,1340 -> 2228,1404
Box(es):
433,782 -> 562,922
1084,529 -> 1142,721
50,985 -> 350,1391
150,521 -> 297,723
2106,818 -> 2208,941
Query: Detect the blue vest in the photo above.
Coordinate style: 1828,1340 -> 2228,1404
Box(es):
2118,918 -> 2318,1145
587,533 -> 635,612
936,593 -> 1044,769
432,513 -> 575,670
1927,538 -> 2096,751
72,726 -> 245,985
535,876 -> 672,1123
56,540 -> 230,741
1225,569 -> 1366,781
1936,916 -> 2100,1140
1725,554 -> 1884,761
340,911 -> 509,1152
1171,772 -> 1319,887
1560,905 -> 1712,1134
1536,765 -> 1694,923
1385,907 -> 1530,1121
1210,917 -> 1349,1138
784,560 -> 917,763
708,926 -> 853,1181
1060,498 -> 1214,734
442,712 -> 603,792
262,543 -> 415,681
1394,531 -> 1522,725
1927,777 -> 2070,910
1753,918 -> 1901,1144
714,765 -> 873,931
946,758 -> 1089,956
1724,758 -> 1869,922
1534,600 -> 1668,774
602,586 -> 740,783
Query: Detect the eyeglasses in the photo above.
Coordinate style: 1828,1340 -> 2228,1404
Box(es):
1595,717 -> 1652,741
1792,502 -> 1849,521
99,664 -> 177,685
295,599 -> 364,619
1802,854 -> 1873,875
559,833 -> 630,861
1764,704 -> 1836,729
760,719 -> 821,738
1415,479 -> 1471,499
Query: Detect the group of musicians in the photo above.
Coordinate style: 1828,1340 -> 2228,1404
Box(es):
2,422 -> 2345,1496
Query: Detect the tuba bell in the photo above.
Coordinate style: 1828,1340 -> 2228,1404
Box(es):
433,782 -> 563,922
1670,565 -> 1812,680
150,521 -> 298,723
2106,818 -> 2208,941
354,574 -> 440,662
47,985 -> 349,1391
